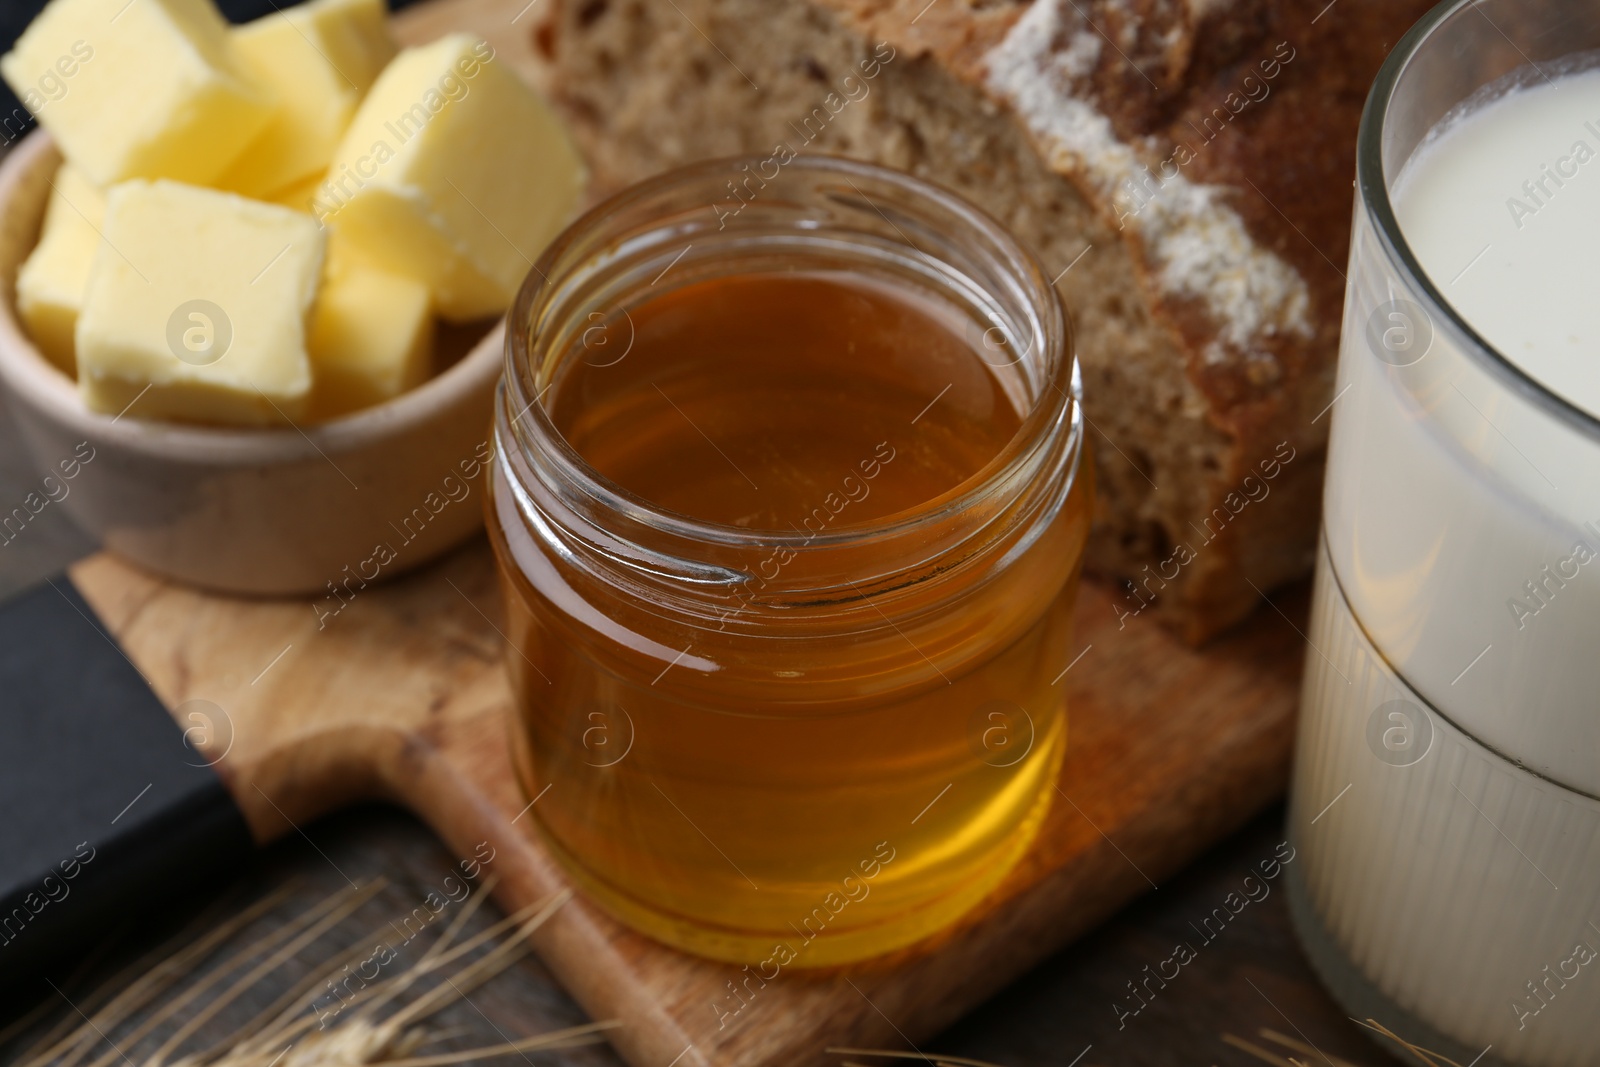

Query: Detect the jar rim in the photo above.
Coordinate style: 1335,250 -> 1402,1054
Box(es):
1357,0 -> 1600,443
501,153 -> 1082,551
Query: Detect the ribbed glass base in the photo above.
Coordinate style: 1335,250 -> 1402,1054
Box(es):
1285,862 -> 1508,1067
1287,541 -> 1600,1067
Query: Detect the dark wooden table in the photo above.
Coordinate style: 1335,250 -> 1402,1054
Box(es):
0,799 -> 1420,1067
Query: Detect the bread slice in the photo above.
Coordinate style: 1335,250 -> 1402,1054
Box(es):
531,0 -> 1434,642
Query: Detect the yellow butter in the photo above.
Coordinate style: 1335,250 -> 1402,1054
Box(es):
318,33 -> 584,321
308,261 -> 433,420
218,0 -> 396,198
77,180 -> 325,426
0,0 -> 274,187
16,163 -> 104,374
268,171 -> 328,215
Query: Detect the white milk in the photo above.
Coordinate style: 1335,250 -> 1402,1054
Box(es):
1291,67 -> 1600,1066
1399,70 -> 1600,420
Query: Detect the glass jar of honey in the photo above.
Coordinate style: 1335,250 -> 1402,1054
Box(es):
488,156 -> 1091,966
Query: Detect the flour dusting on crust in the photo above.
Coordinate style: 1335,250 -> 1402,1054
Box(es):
985,0 -> 1311,359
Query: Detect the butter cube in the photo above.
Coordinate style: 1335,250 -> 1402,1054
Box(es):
308,262 -> 433,419
318,33 -> 584,321
0,0 -> 274,187
16,164 -> 105,374
77,180 -> 325,426
217,0 -> 397,198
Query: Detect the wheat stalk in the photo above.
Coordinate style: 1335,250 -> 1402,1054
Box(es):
10,876 -> 614,1067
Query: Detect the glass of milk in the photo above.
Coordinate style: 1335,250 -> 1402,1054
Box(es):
1288,2 -> 1600,1065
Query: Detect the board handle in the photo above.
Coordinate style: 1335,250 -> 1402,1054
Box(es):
61,539 -> 524,851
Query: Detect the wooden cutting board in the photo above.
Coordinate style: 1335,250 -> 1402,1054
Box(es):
68,538 -> 1302,1067
61,2 -> 1303,1063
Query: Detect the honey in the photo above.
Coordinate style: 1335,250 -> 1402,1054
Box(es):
549,273 -> 1022,526
489,157 -> 1090,965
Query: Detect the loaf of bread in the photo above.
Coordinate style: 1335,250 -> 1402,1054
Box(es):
531,0 -> 1434,642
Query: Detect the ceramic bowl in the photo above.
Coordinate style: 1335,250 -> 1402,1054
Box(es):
0,133 -> 503,596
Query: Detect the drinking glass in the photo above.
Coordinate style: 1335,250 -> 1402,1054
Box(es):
1288,3 -> 1600,1064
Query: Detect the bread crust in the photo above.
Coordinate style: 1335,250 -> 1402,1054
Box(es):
534,0 -> 1435,641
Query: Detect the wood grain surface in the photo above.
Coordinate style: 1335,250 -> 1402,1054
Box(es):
67,535 -> 1304,1067
1,803 -> 1417,1067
